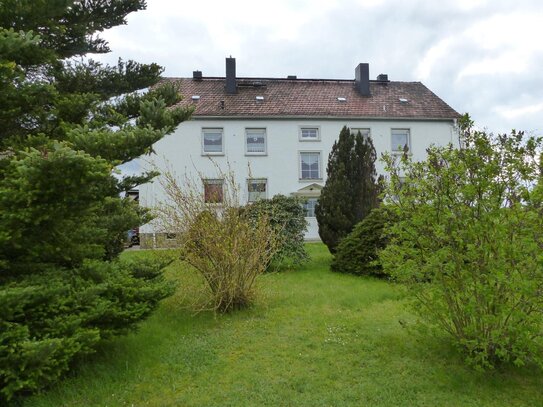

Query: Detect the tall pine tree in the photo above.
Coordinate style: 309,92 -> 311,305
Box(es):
0,1 -> 192,400
315,126 -> 380,253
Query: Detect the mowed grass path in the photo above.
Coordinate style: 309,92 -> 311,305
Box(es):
25,244 -> 542,406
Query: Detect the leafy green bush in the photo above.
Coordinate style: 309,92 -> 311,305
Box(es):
331,206 -> 395,277
380,114 -> 543,369
243,195 -> 308,266
0,257 -> 174,401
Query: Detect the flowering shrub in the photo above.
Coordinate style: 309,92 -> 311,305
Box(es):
380,115 -> 543,369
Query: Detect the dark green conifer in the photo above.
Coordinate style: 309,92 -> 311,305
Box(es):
316,126 -> 380,253
0,1 -> 191,400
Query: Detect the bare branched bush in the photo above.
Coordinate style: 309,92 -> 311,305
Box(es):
155,166 -> 279,313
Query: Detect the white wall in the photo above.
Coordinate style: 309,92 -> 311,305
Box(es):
140,118 -> 457,239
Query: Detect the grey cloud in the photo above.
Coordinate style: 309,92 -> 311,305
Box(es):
94,0 -> 543,134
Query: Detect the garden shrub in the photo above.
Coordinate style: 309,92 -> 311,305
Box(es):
157,170 -> 280,313
243,194 -> 308,267
331,206 -> 395,277
380,114 -> 543,369
0,257 -> 174,401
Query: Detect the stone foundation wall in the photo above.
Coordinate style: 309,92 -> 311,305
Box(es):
140,232 -> 321,249
140,233 -> 180,249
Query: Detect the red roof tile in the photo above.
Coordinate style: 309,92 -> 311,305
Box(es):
167,77 -> 460,120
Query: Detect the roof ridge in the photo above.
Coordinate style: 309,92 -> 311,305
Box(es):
167,77 -> 423,84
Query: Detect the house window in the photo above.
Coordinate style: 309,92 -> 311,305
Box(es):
247,179 -> 267,202
300,152 -> 321,180
391,129 -> 410,152
302,198 -> 318,217
246,128 -> 266,154
351,128 -> 370,138
202,128 -> 223,154
300,127 -> 320,141
203,179 -> 223,203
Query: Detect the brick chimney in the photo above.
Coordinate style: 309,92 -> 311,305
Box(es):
226,57 -> 237,94
355,63 -> 370,96
192,70 -> 202,80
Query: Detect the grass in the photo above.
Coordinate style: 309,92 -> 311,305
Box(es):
23,243 -> 543,406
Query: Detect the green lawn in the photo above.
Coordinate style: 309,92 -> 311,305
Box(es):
24,244 -> 543,406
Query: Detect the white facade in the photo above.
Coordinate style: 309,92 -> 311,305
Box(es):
140,117 -> 458,240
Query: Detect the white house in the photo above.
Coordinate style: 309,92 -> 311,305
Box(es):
139,57 -> 460,246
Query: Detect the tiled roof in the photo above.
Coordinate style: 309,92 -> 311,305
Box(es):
167,77 -> 460,120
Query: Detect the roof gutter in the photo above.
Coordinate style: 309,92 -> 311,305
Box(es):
190,115 -> 460,122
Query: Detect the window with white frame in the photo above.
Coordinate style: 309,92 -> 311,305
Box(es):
391,129 -> 410,152
203,179 -> 224,203
351,128 -> 370,138
247,178 -> 267,202
246,128 -> 266,154
202,128 -> 223,154
300,127 -> 320,141
300,152 -> 321,180
302,198 -> 319,217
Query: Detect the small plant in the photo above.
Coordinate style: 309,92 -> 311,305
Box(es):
380,114 -> 543,369
331,206 -> 395,277
156,168 -> 279,313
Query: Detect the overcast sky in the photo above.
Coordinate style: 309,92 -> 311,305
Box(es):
96,0 -> 543,135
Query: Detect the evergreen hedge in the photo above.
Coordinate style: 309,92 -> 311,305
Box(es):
316,126 -> 381,253
331,207 -> 394,277
0,257 -> 174,401
243,195 -> 308,266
